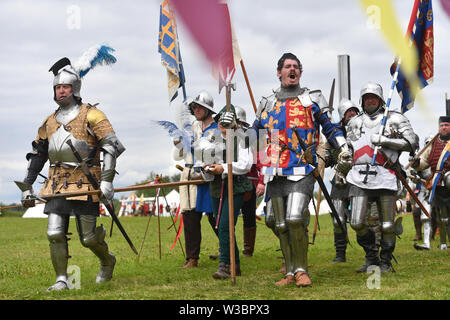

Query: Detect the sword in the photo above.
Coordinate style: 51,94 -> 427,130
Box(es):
65,139 -> 138,255
291,125 -> 348,237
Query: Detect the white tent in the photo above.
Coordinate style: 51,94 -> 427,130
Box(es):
22,203 -> 47,218
118,189 -> 180,217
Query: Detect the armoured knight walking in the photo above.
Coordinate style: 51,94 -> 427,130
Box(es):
409,164 -> 433,250
248,53 -> 352,287
328,98 -> 361,263
346,82 -> 418,273
21,51 -> 124,291
412,113 -> 450,251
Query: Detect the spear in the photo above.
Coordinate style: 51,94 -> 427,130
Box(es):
11,180 -> 204,211
225,82 -> 237,285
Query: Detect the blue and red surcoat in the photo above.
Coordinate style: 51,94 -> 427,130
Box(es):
252,94 -> 343,176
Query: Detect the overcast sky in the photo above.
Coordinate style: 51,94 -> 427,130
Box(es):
1,0 -> 449,204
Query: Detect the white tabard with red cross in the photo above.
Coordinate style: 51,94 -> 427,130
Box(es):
347,123 -> 398,191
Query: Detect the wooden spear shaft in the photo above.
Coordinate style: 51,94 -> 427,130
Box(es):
405,132 -> 439,170
225,83 -> 236,285
3,180 -> 204,210
240,60 -> 257,114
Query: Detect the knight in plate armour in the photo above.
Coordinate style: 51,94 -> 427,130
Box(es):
412,112 -> 450,251
21,47 -> 125,291
346,82 -> 419,273
246,53 -> 352,287
327,98 -> 361,264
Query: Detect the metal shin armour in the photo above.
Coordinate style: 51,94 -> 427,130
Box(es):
332,199 -> 349,234
47,213 -> 70,284
264,200 -> 278,237
377,195 -> 396,243
272,192 -> 310,276
75,215 -> 114,266
350,196 -> 370,237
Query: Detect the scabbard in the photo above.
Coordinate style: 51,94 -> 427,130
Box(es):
66,139 -> 138,255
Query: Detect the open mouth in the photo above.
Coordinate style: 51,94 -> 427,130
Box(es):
289,74 -> 296,79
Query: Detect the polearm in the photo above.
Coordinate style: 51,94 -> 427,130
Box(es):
240,60 -> 257,114
13,180 -> 204,203
370,0 -> 420,166
225,82 -> 237,285
65,139 -> 140,255
370,57 -> 401,167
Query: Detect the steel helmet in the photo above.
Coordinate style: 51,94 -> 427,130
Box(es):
234,105 -> 250,127
49,57 -> 82,101
337,98 -> 360,121
188,90 -> 215,114
359,82 -> 385,107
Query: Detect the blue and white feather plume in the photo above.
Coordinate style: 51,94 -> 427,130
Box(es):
73,44 -> 117,78
153,103 -> 194,155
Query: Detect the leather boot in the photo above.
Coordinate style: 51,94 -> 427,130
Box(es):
379,240 -> 395,273
274,274 -> 295,286
356,230 -> 379,273
413,224 -> 422,241
332,232 -> 347,263
243,226 -> 257,257
295,271 -> 312,287
212,262 -> 241,279
181,258 -> 198,269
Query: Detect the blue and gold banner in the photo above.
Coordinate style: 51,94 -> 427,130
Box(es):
158,0 -> 186,102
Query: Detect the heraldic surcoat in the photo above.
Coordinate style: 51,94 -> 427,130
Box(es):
253,94 -> 342,178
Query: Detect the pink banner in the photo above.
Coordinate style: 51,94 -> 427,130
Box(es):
169,0 -> 235,87
440,0 -> 450,18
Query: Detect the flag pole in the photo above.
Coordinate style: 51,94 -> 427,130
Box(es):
370,0 -> 420,166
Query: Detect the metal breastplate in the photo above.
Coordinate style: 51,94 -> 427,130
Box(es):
48,125 -> 97,165
55,102 -> 80,125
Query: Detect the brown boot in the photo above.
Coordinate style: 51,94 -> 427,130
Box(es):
243,226 -> 257,257
295,271 -> 312,287
181,258 -> 198,269
274,275 -> 295,286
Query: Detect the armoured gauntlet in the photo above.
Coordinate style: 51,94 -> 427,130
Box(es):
335,150 -> 353,187
218,111 -> 237,129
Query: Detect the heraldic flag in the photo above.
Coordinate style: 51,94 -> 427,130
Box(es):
159,0 -> 186,102
429,141 -> 450,203
390,0 -> 434,113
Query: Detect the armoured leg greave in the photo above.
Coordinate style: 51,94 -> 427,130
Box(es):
264,200 -> 279,237
377,195 -> 397,244
271,197 -> 293,275
286,192 -> 310,274
47,213 -> 70,285
76,215 -> 115,282
350,196 -> 369,237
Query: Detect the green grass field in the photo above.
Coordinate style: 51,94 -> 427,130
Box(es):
0,210 -> 448,300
